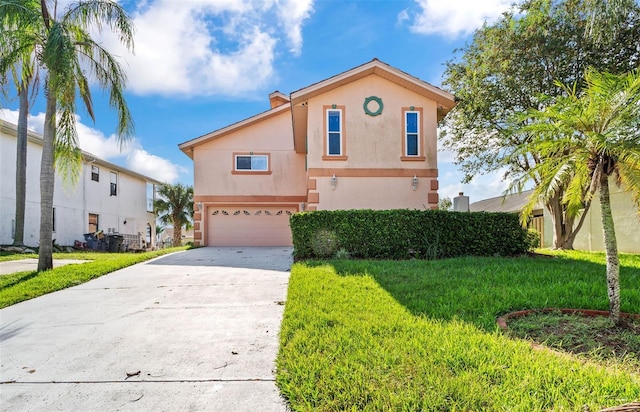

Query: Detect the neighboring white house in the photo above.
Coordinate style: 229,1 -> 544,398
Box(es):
0,120 -> 162,249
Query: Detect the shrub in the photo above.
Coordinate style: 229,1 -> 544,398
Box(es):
310,228 -> 339,258
334,248 -> 351,260
290,209 -> 532,260
526,229 -> 541,250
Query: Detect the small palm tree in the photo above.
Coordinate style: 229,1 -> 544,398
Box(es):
514,68 -> 640,325
155,224 -> 165,245
154,183 -> 194,247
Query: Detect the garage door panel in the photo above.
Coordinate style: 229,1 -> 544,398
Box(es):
207,207 -> 294,247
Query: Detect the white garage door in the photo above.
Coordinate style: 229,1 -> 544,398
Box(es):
207,206 -> 295,246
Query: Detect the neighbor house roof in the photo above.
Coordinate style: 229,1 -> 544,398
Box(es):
1,120 -> 163,185
469,190 -> 543,214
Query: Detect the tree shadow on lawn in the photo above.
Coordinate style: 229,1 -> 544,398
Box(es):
0,271 -> 40,292
315,254 -> 640,332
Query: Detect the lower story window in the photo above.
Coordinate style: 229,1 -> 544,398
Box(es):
88,213 -> 99,233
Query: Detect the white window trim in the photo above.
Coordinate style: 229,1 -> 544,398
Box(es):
326,108 -> 343,156
234,154 -> 269,172
405,110 -> 420,157
91,165 -> 99,182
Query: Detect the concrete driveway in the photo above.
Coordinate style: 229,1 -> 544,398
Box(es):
0,247 -> 292,411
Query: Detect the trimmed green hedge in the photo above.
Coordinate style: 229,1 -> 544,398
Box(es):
290,209 -> 533,260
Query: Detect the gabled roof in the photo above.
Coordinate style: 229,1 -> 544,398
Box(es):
1,120 -> 163,185
290,59 -> 456,153
178,102 -> 291,159
178,59 -> 457,157
291,58 -> 455,114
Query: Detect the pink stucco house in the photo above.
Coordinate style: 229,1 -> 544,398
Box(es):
179,59 -> 456,247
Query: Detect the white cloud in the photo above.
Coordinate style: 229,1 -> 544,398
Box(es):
438,167 -> 511,206
100,0 -> 314,97
276,0 -> 314,55
403,0 -> 512,37
124,148 -> 188,184
437,127 -> 510,204
0,109 -> 184,183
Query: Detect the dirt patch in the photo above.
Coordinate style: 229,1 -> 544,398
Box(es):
499,309 -> 640,370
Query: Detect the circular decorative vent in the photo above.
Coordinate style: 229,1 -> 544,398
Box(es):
363,96 -> 383,116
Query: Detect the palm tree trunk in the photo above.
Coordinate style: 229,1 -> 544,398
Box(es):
173,216 -> 182,247
37,91 -> 56,272
13,81 -> 29,246
599,173 -> 620,325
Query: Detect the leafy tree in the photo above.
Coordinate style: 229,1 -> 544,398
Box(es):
0,0 -> 41,246
513,68 -> 640,324
442,0 -> 640,249
14,0 -> 134,271
154,183 -> 194,247
438,196 -> 452,211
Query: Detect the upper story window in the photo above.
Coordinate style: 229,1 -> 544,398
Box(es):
401,107 -> 425,161
146,183 -> 155,213
110,172 -> 118,196
327,110 -> 342,155
91,165 -> 99,182
323,105 -> 347,160
232,153 -> 271,174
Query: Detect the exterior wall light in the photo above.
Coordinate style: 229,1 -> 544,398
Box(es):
412,175 -> 418,191
331,174 -> 337,190
197,202 -> 202,211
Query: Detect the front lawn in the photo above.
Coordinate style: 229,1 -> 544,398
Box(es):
0,247 -> 189,308
277,251 -> 640,411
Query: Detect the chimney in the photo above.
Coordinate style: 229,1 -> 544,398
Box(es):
268,91 -> 290,108
453,192 -> 469,212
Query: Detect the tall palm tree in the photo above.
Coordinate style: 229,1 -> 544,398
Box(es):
0,0 -> 41,246
154,183 -> 194,247
514,68 -> 640,324
33,0 -> 134,270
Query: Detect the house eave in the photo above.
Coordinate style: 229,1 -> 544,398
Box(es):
290,59 -> 456,113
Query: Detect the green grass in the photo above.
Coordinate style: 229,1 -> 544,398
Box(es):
277,251 -> 640,411
0,247 -> 188,308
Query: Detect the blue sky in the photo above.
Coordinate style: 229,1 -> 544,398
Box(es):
1,0 -> 516,204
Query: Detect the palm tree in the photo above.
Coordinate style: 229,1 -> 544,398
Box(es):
155,224 -> 165,246
0,0 -> 41,246
514,68 -> 640,324
32,0 -> 134,271
154,183 -> 194,247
